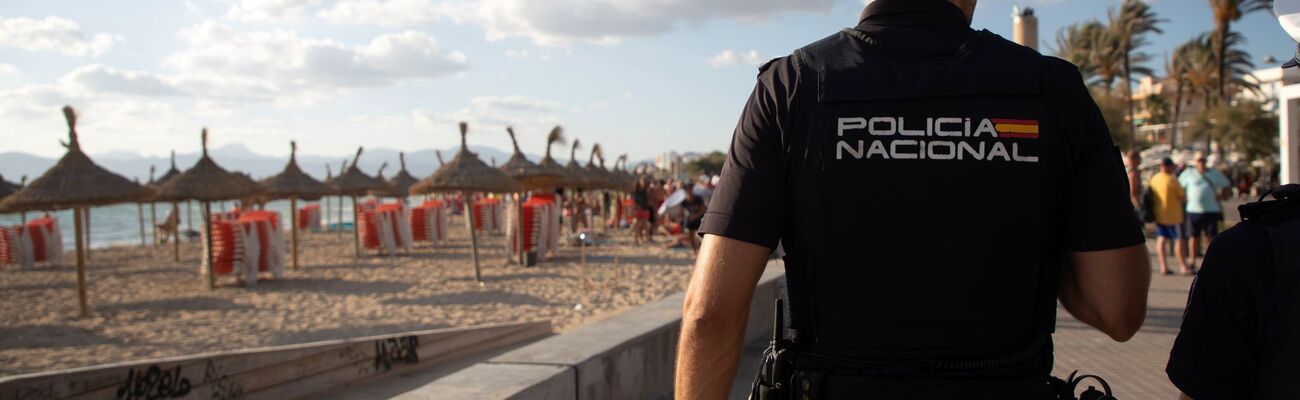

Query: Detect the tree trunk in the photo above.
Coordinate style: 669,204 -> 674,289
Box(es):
1123,49 -> 1137,149
1171,82 -> 1184,149
1217,21 -> 1229,102
1204,94 -> 1214,153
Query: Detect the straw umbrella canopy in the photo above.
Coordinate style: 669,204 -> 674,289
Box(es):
536,126 -> 580,188
583,144 -> 617,190
154,128 -> 264,289
155,151 -> 182,186
0,106 -> 153,316
376,153 -> 418,198
563,139 -> 599,190
261,141 -> 335,201
0,173 -> 20,199
411,122 -> 522,283
499,127 -> 562,190
614,154 -> 638,191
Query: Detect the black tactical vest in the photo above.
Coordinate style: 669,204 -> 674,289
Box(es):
778,29 -> 1069,377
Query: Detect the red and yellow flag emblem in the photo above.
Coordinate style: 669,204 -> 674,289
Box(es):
992,118 -> 1039,139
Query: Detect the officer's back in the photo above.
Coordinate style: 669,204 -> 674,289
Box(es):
1167,185 -> 1300,399
676,0 -> 1151,399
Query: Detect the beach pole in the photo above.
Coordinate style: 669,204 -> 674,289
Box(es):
518,193 -> 525,266
82,207 -> 91,261
149,202 -> 157,246
324,194 -> 331,231
137,203 -> 146,246
172,202 -> 180,262
73,207 -> 89,317
351,194 -> 362,258
186,201 -> 193,232
204,201 -> 215,289
464,191 -> 482,284
291,197 -> 300,270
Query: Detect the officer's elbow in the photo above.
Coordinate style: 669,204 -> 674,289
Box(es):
1102,308 -> 1145,342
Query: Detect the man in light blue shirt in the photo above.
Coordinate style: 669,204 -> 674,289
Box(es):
1178,156 -> 1231,269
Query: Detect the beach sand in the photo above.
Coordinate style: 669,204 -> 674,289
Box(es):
0,216 -> 695,377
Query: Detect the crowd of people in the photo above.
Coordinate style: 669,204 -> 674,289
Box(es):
1126,152 -> 1234,275
559,174 -> 716,254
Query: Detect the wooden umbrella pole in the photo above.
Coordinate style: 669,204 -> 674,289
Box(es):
73,207 -> 89,317
464,191 -> 482,283
84,207 -> 91,261
149,202 -> 157,246
291,197 -> 300,270
186,201 -> 193,232
204,201 -> 215,289
338,195 -> 345,236
137,203 -> 146,246
351,195 -> 361,258
324,195 -> 331,231
172,202 -> 180,261
516,193 -> 524,266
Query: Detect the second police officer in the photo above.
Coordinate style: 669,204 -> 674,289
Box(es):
675,0 -> 1153,398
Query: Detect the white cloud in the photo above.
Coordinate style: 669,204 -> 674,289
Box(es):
318,0 -> 453,26
504,49 -> 529,58
469,95 -> 559,112
468,0 -> 834,46
0,16 -> 121,57
163,21 -> 468,102
60,64 -> 184,96
311,0 -> 832,46
0,63 -> 19,76
226,0 -> 322,23
708,49 -> 761,68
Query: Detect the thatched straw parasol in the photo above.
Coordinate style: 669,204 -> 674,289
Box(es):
331,147 -> 386,258
261,141 -> 335,270
499,127 -> 562,190
563,139 -> 598,190
498,127 -> 562,265
613,154 -> 638,191
377,153 -> 419,198
0,173 -> 20,199
0,106 -> 153,316
584,143 -> 616,190
154,128 -> 264,289
411,122 -> 522,283
155,151 -> 181,186
536,126 -> 578,187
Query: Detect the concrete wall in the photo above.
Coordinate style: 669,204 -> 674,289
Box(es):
399,261 -> 785,400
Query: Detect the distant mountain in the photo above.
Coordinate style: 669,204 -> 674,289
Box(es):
0,146 -> 551,185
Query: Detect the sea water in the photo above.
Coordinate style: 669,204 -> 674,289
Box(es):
0,196 -> 419,250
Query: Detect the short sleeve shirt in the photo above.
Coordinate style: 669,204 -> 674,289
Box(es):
699,18 -> 1143,253
1167,221 -> 1300,398
1150,171 -> 1186,225
1179,168 -> 1230,213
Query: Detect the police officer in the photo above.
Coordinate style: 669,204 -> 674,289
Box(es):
674,0 -> 1152,398
1166,185 -> 1300,399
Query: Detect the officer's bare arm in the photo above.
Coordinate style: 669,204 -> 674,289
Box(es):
1059,244 -> 1151,342
676,234 -> 770,400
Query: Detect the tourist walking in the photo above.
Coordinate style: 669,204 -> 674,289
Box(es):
1178,156 -> 1230,269
1151,157 -> 1189,275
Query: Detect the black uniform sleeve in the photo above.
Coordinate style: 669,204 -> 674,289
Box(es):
1046,59 -> 1145,251
697,57 -> 799,249
1166,224 -> 1280,399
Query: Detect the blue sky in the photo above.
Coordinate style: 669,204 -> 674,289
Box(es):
1,0 -> 1294,163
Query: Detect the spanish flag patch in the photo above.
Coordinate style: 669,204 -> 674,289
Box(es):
992,119 -> 1039,139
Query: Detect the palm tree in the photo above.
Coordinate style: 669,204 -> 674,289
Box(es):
1207,0 -> 1272,101
1164,37 -> 1208,150
1179,31 -> 1259,153
1110,0 -> 1164,148
1054,20 -> 1120,89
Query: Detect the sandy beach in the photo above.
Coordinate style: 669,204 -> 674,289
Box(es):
0,215 -> 695,377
